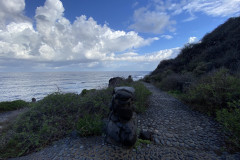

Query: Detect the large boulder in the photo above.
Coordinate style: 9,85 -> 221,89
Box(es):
108,77 -> 125,87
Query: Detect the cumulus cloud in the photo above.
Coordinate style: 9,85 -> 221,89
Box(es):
0,0 -> 29,29
0,0 -> 165,71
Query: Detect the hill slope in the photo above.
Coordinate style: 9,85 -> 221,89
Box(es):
144,16 -> 240,151
149,16 -> 240,80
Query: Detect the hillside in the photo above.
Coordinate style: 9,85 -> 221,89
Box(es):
149,16 -> 240,81
144,16 -> 240,151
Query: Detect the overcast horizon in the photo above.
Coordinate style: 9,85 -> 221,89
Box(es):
0,0 -> 240,72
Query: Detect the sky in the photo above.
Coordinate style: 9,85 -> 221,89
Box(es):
0,0 -> 240,72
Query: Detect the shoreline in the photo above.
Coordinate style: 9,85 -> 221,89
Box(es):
0,71 -> 149,102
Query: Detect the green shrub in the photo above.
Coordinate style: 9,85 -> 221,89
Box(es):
216,100 -> 240,149
0,80 -> 151,158
76,114 -> 103,136
132,82 -> 152,113
168,90 -> 182,98
134,138 -> 151,150
0,90 -> 111,158
183,68 -> 240,115
0,100 -> 29,112
155,73 -> 194,92
143,75 -> 151,83
80,89 -> 96,96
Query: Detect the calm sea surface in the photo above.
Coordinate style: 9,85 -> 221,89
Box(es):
0,71 -> 149,102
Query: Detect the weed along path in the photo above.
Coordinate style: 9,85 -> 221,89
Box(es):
12,83 -> 240,160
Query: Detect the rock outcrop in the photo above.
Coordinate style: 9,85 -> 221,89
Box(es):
108,76 -> 133,88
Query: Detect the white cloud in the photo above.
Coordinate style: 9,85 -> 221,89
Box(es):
106,47 -> 181,62
188,37 -> 198,43
129,7 -> 176,34
0,0 -> 29,29
183,0 -> 240,17
0,0 -> 162,71
161,35 -> 173,39
129,0 -> 240,34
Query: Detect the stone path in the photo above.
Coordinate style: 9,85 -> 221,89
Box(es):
11,83 -> 240,160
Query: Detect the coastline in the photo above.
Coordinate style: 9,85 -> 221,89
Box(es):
0,71 -> 150,102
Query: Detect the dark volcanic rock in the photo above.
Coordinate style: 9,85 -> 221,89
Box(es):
32,98 -> 36,103
139,130 -> 153,141
108,77 -> 125,87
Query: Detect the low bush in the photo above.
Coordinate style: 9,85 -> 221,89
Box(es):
0,81 -> 151,158
156,73 -> 194,92
216,100 -> 240,150
182,68 -> 240,115
167,90 -> 182,98
0,90 -> 111,158
132,82 -> 152,113
76,114 -> 103,136
0,100 -> 29,113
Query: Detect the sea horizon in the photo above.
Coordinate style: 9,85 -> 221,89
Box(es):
0,71 -> 150,102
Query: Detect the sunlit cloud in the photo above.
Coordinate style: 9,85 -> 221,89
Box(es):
0,0 -> 167,71
188,37 -> 198,43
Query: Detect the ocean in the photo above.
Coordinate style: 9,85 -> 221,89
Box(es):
0,71 -> 149,102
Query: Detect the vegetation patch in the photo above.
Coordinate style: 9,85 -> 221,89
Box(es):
132,82 -> 152,113
134,138 -> 151,150
0,80 -> 151,158
182,69 -> 240,115
0,100 -> 29,113
76,114 -> 103,136
216,100 -> 240,151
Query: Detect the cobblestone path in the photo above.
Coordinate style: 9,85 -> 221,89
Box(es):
12,83 -> 240,160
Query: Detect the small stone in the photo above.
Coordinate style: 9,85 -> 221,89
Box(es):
166,141 -> 171,146
179,143 -> 184,147
154,137 -> 160,145
165,133 -> 174,138
160,139 -> 165,145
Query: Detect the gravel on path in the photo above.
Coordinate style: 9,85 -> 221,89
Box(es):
11,82 -> 240,160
